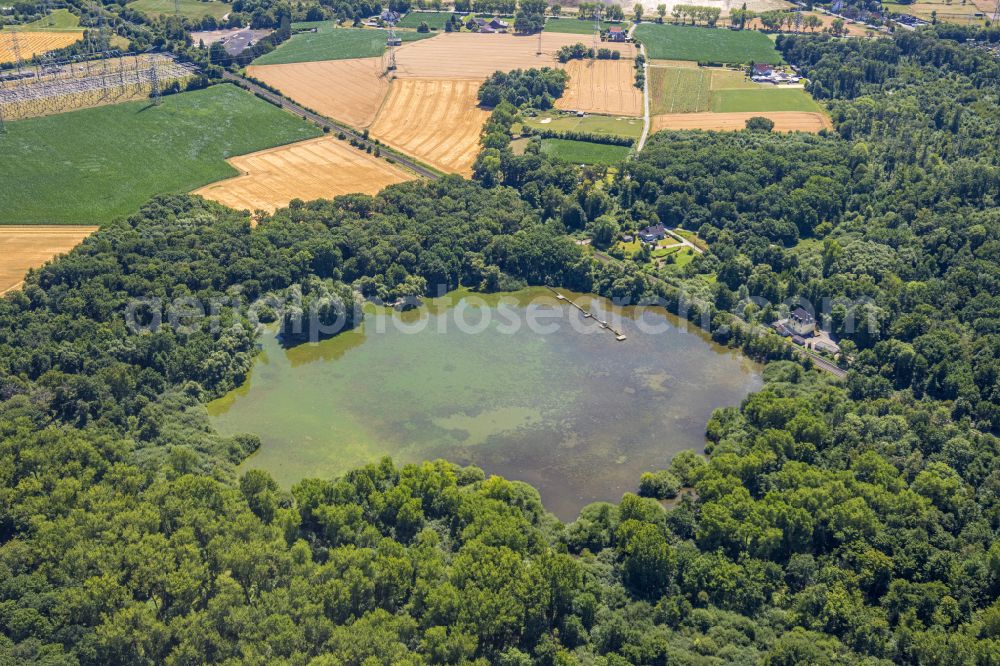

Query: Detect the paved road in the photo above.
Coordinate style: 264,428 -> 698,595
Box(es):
589,247 -> 847,378
222,71 -> 442,181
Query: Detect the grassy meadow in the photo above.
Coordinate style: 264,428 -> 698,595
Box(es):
543,17 -> 602,33
0,84 -> 322,225
523,113 -> 643,138
540,138 -> 631,165
2,9 -> 81,31
253,23 -> 434,65
126,0 -> 230,20
396,11 -> 462,29
634,23 -> 782,63
711,88 -> 821,112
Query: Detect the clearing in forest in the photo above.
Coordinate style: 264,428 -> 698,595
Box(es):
192,135 -> 415,213
369,78 -> 489,176
0,226 -> 98,294
396,11 -> 462,29
634,23 -> 782,63
650,110 -> 831,133
523,113 -> 644,138
391,32 -> 603,79
543,17 -> 602,34
539,138 -> 631,165
246,57 -> 389,129
556,59 -> 643,117
0,31 -> 83,64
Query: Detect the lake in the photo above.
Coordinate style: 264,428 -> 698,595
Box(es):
208,288 -> 762,520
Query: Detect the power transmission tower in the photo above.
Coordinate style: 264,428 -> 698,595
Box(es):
11,31 -> 24,76
0,103 -> 6,134
149,64 -> 161,105
593,7 -> 601,58
174,0 -> 180,16
385,11 -> 401,71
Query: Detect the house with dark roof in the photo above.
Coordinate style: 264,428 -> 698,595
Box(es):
752,63 -> 773,76
469,16 -> 508,32
638,224 -> 666,243
788,307 -> 815,336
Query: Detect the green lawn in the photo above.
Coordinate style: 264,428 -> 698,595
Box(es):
252,23 -> 434,65
127,0 -> 230,20
2,9 -> 81,31
711,88 -> 821,112
397,11 -> 462,29
543,17 -> 602,34
0,84 -> 322,225
634,24 -> 781,64
540,138 -> 631,165
524,113 -> 643,138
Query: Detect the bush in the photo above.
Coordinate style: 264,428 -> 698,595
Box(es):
638,470 -> 681,499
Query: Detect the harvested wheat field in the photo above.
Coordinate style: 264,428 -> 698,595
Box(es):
0,226 -> 97,294
246,57 -> 388,129
192,136 -> 415,213
0,31 -> 83,64
393,32 -> 630,79
556,59 -> 642,117
369,78 -> 489,176
651,111 -> 832,133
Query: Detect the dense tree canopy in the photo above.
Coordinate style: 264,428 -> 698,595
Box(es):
1,24 -> 999,666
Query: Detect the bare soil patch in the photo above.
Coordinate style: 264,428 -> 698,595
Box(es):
192,135 -> 415,213
0,225 -> 97,294
369,78 -> 490,176
246,57 -> 389,129
651,110 -> 831,133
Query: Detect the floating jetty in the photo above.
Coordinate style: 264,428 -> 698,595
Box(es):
547,287 -> 627,341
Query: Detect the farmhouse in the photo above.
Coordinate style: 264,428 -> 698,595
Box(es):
750,63 -> 801,84
638,224 -> 666,243
607,25 -> 626,42
469,17 -> 509,33
788,307 -> 815,336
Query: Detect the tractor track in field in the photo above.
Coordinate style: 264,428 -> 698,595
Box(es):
222,71 -> 442,181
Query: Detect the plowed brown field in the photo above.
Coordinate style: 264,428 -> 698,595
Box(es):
0,31 -> 83,64
192,136 -> 415,213
651,111 -> 832,133
246,57 -> 389,129
0,225 -> 97,294
392,32 -> 633,79
369,78 -> 489,177
556,59 -> 642,117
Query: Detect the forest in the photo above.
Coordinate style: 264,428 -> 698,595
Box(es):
1,24 -> 999,666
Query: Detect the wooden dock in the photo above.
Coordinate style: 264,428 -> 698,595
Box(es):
549,288 -> 627,341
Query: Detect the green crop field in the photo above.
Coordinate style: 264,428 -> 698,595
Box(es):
650,66 -> 711,114
711,88 -> 821,112
634,24 -> 781,64
523,113 -> 643,138
252,23 -> 434,65
397,11 -> 463,29
0,85 -> 323,225
540,138 -> 631,165
126,0 -> 230,20
2,9 -> 81,31
543,17 -> 601,34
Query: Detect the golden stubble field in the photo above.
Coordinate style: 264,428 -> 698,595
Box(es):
246,57 -> 389,129
192,135 -> 416,213
392,32 -> 592,79
368,78 -> 490,177
0,226 -> 98,294
651,110 -> 832,133
0,31 -> 83,64
556,58 -> 643,117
